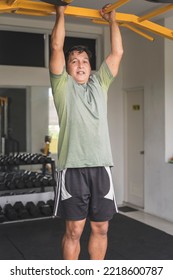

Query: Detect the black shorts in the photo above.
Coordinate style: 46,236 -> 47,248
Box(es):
53,167 -> 118,222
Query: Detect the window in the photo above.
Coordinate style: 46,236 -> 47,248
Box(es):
0,30 -> 45,67
48,88 -> 59,154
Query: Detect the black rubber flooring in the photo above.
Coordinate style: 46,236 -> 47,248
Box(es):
0,214 -> 173,260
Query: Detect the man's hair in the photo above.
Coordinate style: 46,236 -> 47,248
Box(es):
65,45 -> 92,65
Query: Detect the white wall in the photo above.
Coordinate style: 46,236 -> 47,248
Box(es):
29,86 -> 49,154
122,19 -> 173,222
165,18 -> 173,162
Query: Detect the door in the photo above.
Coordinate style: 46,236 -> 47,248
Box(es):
125,88 -> 144,208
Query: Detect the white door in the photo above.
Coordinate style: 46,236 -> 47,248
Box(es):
125,88 -> 144,208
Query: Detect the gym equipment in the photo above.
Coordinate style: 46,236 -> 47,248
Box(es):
47,199 -> 54,211
0,206 -> 6,223
37,200 -> 52,216
0,153 -> 56,191
1,0 -> 173,40
13,201 -> 30,219
40,0 -> 73,6
0,153 -> 53,166
4,203 -> 18,221
12,173 -> 25,189
25,201 -> 41,218
0,153 -> 57,222
0,173 -> 6,190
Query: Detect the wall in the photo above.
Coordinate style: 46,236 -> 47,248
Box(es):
165,17 -> 173,162
29,86 -> 49,154
122,18 -> 173,222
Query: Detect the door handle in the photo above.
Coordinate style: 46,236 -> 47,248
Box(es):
140,151 -> 144,154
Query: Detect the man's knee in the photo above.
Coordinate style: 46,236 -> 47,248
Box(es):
90,221 -> 109,236
65,219 -> 86,240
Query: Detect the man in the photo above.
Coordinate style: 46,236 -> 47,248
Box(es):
49,4 -> 123,260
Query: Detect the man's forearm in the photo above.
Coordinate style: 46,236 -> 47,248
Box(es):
109,21 -> 123,57
51,11 -> 65,52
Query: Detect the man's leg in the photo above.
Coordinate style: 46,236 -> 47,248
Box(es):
62,219 -> 86,260
88,221 -> 109,260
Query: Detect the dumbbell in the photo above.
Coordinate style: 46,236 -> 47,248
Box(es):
0,182 -> 6,190
37,201 -> 52,216
25,201 -> 41,218
31,173 -> 42,188
4,203 -> 18,221
47,199 -> 54,212
22,171 -> 36,188
0,206 -> 7,223
47,177 -> 57,187
12,173 -> 25,189
32,174 -> 49,187
11,154 -> 21,164
5,180 -> 15,190
39,175 -> 49,186
6,156 -> 15,165
0,173 -> 6,190
0,155 -> 8,165
13,201 -> 30,219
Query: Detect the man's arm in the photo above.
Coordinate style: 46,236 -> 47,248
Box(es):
100,5 -> 123,77
50,6 -> 66,75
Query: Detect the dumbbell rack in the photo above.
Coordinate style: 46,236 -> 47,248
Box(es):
0,153 -> 57,223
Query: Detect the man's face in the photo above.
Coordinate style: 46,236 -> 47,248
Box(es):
66,50 -> 91,84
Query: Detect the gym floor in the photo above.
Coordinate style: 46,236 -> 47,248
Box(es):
0,208 -> 173,260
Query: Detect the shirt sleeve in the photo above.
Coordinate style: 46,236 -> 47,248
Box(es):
95,61 -> 115,92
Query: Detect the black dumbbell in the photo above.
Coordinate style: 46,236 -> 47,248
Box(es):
31,174 -> 42,188
37,201 -> 52,216
12,154 -> 21,165
5,179 -> 15,190
25,201 -> 41,218
40,175 -> 49,186
37,200 -> 45,208
22,171 -> 36,188
4,203 -> 18,221
0,206 -> 7,223
0,173 -> 5,182
0,173 -> 6,190
47,199 -> 54,212
13,201 -> 30,219
12,174 -> 25,189
47,177 -> 57,187
0,182 -> 6,190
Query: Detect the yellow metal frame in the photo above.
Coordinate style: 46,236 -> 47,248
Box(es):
0,0 -> 173,41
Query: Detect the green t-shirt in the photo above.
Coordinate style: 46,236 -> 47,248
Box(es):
50,61 -> 115,170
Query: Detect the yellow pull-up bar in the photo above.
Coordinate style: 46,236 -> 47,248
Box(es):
0,0 -> 173,41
